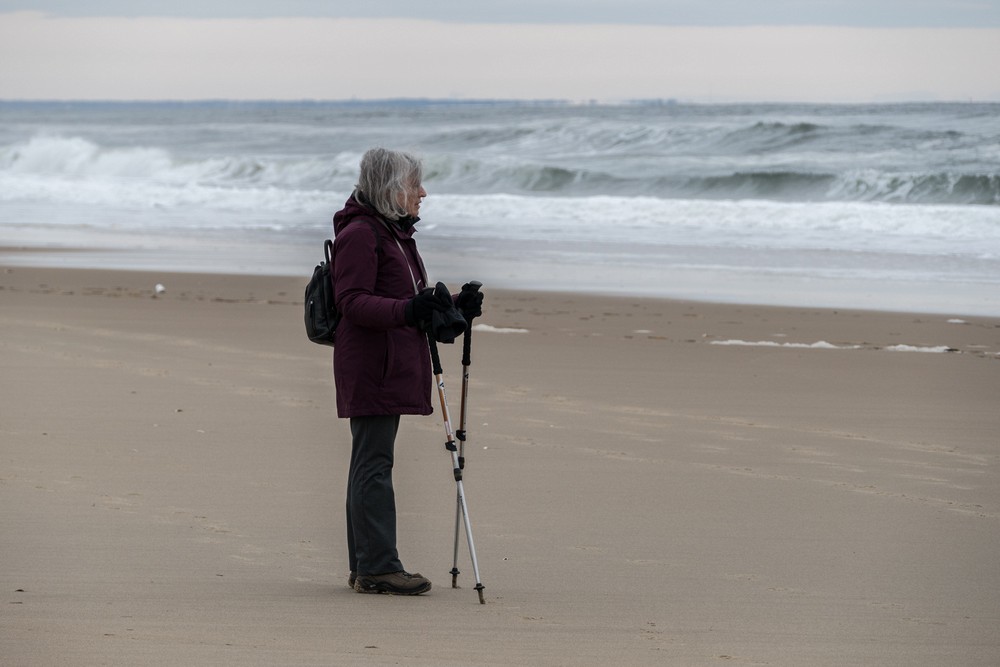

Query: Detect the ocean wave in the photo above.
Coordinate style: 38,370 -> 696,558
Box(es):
0,135 -> 360,193
830,171 -> 1000,205
424,154 -> 627,194
0,136 -> 339,216
420,115 -> 981,159
428,156 -> 1000,205
713,121 -> 827,153
2,133 -> 998,208
0,135 -> 175,179
680,170 -> 1000,205
681,172 -> 836,200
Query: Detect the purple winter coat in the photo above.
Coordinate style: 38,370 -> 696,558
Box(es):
331,194 -> 432,418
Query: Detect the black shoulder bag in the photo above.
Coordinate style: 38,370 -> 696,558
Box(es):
303,221 -> 381,346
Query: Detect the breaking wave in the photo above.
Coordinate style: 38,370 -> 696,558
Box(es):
2,108 -> 998,211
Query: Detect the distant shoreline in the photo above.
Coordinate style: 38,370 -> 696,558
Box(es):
3,98 -> 998,108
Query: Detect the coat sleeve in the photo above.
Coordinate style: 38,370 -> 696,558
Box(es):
333,223 -> 409,330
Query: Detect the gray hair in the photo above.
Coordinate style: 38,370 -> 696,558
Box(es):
355,147 -> 423,221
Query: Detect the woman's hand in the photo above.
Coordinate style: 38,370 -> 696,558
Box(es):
406,282 -> 454,327
456,282 -> 484,322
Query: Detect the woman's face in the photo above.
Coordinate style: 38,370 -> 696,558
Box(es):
402,179 -> 427,218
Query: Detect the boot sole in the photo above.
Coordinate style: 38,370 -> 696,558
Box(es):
354,580 -> 432,596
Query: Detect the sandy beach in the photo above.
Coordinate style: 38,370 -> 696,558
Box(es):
2,263 -> 998,666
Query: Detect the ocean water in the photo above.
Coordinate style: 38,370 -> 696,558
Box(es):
1,100 -> 998,315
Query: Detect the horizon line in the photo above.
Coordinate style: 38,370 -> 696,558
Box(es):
2,97 -> 998,106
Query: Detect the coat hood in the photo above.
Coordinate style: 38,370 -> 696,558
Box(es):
333,191 -> 419,240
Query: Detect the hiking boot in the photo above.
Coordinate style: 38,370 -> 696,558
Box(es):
348,571 -> 356,589
354,571 -> 432,595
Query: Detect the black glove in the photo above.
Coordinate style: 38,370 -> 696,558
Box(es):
405,281 -> 453,327
456,281 -> 484,322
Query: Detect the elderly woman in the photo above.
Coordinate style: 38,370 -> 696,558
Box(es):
332,148 -> 483,595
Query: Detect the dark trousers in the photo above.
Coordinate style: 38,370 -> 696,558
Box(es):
346,415 -> 404,575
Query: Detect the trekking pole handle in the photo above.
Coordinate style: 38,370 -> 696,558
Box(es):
461,281 -> 482,367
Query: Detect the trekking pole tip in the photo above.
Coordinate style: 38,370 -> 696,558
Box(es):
475,584 -> 485,604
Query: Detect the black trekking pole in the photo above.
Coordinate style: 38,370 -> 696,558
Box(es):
452,281 -> 481,589
427,329 -> 486,604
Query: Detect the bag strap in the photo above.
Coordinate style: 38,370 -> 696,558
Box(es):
364,220 -> 382,254
378,220 -> 423,296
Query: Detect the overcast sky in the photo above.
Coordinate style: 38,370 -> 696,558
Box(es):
2,1 -> 999,102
